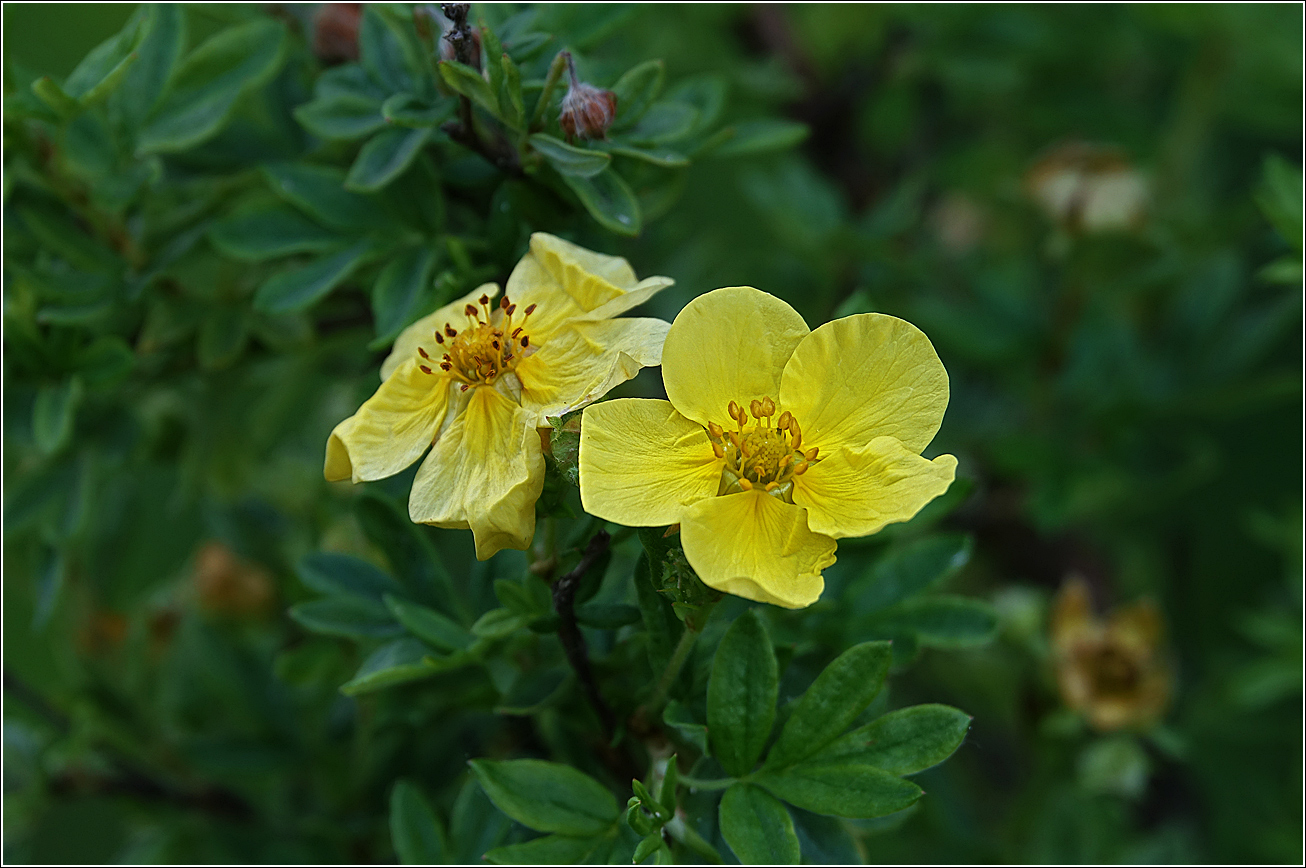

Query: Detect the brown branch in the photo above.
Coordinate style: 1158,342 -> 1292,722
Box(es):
552,530 -> 616,737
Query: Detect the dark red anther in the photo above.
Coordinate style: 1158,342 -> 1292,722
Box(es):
418,347 -> 431,360
520,335 -> 530,347
419,364 -> 433,375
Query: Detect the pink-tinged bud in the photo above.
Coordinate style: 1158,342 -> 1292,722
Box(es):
312,3 -> 363,65
558,53 -> 617,141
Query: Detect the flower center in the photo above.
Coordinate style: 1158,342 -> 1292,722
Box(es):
707,397 -> 819,502
416,294 -> 537,391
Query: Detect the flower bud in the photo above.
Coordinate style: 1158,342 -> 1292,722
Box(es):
558,53 -> 616,141
312,3 -> 363,65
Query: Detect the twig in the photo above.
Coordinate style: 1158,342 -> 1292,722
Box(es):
552,530 -> 616,737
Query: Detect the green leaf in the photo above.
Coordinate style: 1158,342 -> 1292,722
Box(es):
711,119 -> 810,158
1256,154 -> 1303,252
138,19 -> 287,154
469,759 -> 619,836
262,162 -> 391,232
296,552 -> 402,601
112,3 -> 185,131
857,534 -> 973,613
354,494 -> 457,610
495,668 -> 569,715
32,77 -> 81,118
371,244 -> 439,344
754,763 -> 922,819
765,641 -> 892,770
611,59 -> 665,129
632,833 -> 664,865
289,598 -> 402,640
295,93 -> 387,140
499,53 -> 525,130
341,638 -> 440,695
479,21 -> 505,101
33,377 -> 84,457
17,206 -> 120,272
563,168 -> 642,236
196,306 -> 248,370
635,552 -> 682,674
602,143 -> 689,168
471,607 -> 526,639
627,102 -> 699,145
346,126 -> 433,192
868,596 -> 999,649
708,610 -> 778,777
719,784 -> 801,865
361,5 -> 428,97
390,780 -> 448,865
438,60 -> 499,115
385,595 -> 473,652
451,777 -> 511,862
253,239 -> 372,314
574,603 -> 641,629
382,93 -> 455,128
63,8 -> 145,105
208,204 -> 345,261
530,133 -> 611,178
662,700 -> 708,755
484,833 -> 611,865
809,704 -> 972,775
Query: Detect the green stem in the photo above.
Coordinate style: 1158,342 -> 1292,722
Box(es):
531,50 -> 569,131
678,775 -> 735,791
645,621 -> 702,716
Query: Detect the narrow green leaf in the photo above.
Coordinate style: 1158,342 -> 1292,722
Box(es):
253,240 -> 372,314
138,19 -> 287,154
627,102 -> 699,145
602,143 -> 689,168
765,641 -> 892,770
562,168 -> 642,236
500,53 -> 525,130
479,22 -> 505,100
341,638 -> 439,695
868,596 -> 999,649
471,608 -> 526,639
754,763 -> 922,819
295,93 -> 387,140
63,7 -> 145,103
808,704 -> 972,775
1256,153 -> 1304,252
360,5 -> 428,97
346,126 -> 433,192
17,206 -> 120,271
495,668 -> 569,716
611,59 -> 665,129
371,244 -> 438,343
710,119 -> 810,159
633,833 -> 663,864
354,493 -> 458,611
438,60 -> 499,115
708,610 -> 778,777
391,780 -> 448,865
296,552 -> 403,600
262,162 -> 391,232
208,204 -> 345,261
636,552 -> 682,674
381,93 -> 455,128
529,133 -> 611,177
289,598 -> 402,640
484,834 -> 610,865
112,3 -> 185,131
469,759 -> 619,836
662,700 -> 708,755
385,595 -> 473,652
33,377 -> 84,457
857,534 -> 973,613
451,777 -> 511,862
718,783 -> 801,865
32,77 -> 81,118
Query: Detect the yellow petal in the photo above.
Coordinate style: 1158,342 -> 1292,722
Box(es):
680,491 -> 835,609
661,287 -> 809,427
381,282 -> 501,381
579,399 -> 722,527
779,313 -> 949,455
325,359 -> 453,483
793,436 -> 957,539
504,251 -> 590,342
408,386 -> 545,560
579,275 -> 674,321
517,317 -> 670,423
530,232 -> 638,310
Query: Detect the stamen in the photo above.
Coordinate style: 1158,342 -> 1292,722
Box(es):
777,411 -> 792,430
805,447 -> 819,461
419,364 -> 433,375
417,347 -> 431,360
711,441 -> 725,458
760,397 -> 775,417
728,401 -> 741,422
479,293 -> 490,306
500,296 -> 510,309
707,421 -> 724,440
793,461 -> 808,475
521,336 -> 529,347
439,362 -> 452,371
445,325 -> 457,338
434,332 -> 445,344
464,303 -> 478,317
738,478 -> 754,491
524,303 -> 537,316
764,481 -> 779,492
749,399 -> 762,420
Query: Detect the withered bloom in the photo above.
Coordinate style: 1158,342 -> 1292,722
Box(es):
193,542 -> 274,616
1050,577 -> 1172,731
1026,141 -> 1148,233
559,53 -> 616,141
312,3 -> 363,64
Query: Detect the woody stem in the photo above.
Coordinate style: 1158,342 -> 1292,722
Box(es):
552,530 -> 616,737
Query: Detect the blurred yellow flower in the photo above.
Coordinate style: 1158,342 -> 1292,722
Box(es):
579,286 -> 957,608
325,233 -> 672,559
1051,577 -> 1172,732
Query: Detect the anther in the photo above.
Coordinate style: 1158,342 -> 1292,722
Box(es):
761,397 -> 775,417
419,364 -> 433,375
765,481 -> 779,492
738,478 -> 754,491
507,304 -> 516,315
524,303 -> 537,316
418,347 -> 431,360
460,384 -> 470,392
521,336 -> 529,347
793,461 -> 808,475
707,421 -> 724,440
439,362 -> 452,371
711,442 -> 724,458
500,296 -> 510,309
511,327 -> 522,337
728,401 -> 741,421
749,399 -> 762,420
445,325 -> 457,337
777,411 -> 792,430
464,303 -> 478,317
805,447 -> 819,461
479,294 -> 490,306
434,333 -> 445,344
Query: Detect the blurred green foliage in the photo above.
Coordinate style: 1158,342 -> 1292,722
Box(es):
3,3 -> 1301,865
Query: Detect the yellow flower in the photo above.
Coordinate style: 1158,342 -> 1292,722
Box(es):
1050,577 -> 1172,732
578,286 -> 957,609
325,233 -> 673,559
